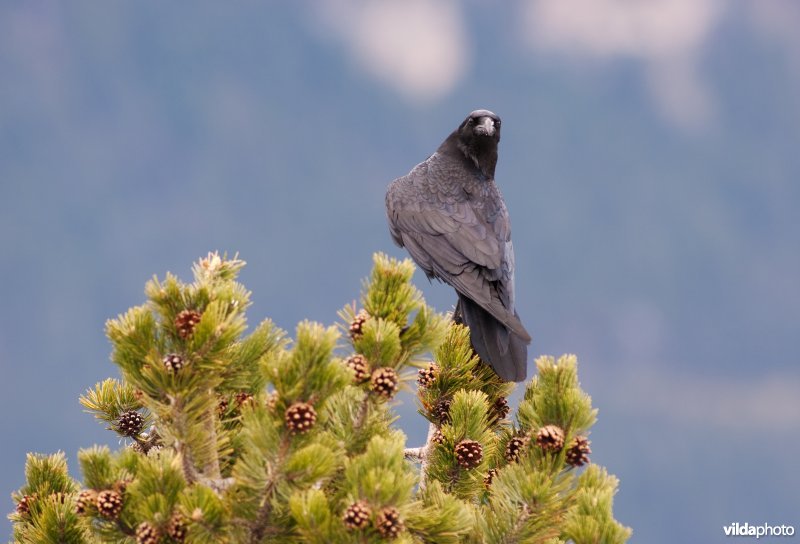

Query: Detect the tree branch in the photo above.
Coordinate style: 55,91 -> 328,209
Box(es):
353,393 -> 370,430
403,422 -> 437,491
403,447 -> 425,462
201,396 -> 221,480
177,440 -> 200,485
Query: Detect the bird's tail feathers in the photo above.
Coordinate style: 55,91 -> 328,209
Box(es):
489,301 -> 532,343
455,294 -> 528,382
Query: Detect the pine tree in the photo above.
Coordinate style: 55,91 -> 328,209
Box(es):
9,252 -> 631,543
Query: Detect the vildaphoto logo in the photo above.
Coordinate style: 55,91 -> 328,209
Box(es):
723,522 -> 795,538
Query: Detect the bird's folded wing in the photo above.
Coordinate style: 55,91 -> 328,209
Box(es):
389,203 -> 531,342
393,203 -> 503,269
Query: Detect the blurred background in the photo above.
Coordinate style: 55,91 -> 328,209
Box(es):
1,1 -> 798,541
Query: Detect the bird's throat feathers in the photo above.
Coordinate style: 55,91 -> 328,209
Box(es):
460,139 -> 498,180
440,133 -> 498,180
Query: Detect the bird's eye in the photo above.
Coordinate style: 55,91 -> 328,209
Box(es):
495,119 -> 501,127
467,118 -> 474,125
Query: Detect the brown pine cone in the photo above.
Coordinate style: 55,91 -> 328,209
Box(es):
175,309 -> 202,339
96,489 -> 124,519
234,391 -> 254,407
15,495 -> 35,517
285,402 -> 317,434
484,468 -> 499,488
417,363 -> 439,388
75,489 -> 97,515
454,439 -> 483,469
349,310 -> 369,340
370,367 -> 399,399
565,435 -> 592,467
345,354 -> 371,384
431,397 -> 452,424
376,506 -> 404,539
505,433 -> 529,463
135,521 -> 160,544
536,424 -> 565,452
163,353 -> 185,372
489,397 -> 510,423
342,501 -> 371,530
217,396 -> 230,416
117,410 -> 144,437
431,429 -> 446,445
167,512 -> 188,542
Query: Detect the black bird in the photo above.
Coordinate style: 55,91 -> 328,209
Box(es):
386,109 -> 531,381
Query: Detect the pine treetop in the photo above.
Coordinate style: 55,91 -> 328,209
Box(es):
10,252 -> 631,543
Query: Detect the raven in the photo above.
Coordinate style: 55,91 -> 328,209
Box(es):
386,109 -> 531,382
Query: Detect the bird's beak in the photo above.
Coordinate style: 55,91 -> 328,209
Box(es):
474,117 -> 496,137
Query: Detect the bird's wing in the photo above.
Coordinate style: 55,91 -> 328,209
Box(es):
387,192 -> 530,342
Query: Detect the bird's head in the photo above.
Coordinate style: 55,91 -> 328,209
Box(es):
453,109 -> 501,178
458,109 -> 501,143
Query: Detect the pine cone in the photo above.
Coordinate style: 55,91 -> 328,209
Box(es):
566,435 -> 591,467
345,354 -> 371,384
163,353 -> 185,372
235,391 -> 254,407
285,402 -> 317,434
75,489 -> 97,515
536,424 -> 565,452
376,507 -> 404,539
454,439 -> 483,469
217,396 -> 230,416
417,363 -> 438,388
484,468 -> 498,488
15,495 -> 35,517
349,310 -> 369,340
117,410 -> 144,437
342,501 -> 371,530
505,433 -> 529,463
370,367 -> 399,399
432,397 -> 452,424
135,522 -> 160,544
167,512 -> 188,542
489,397 -> 510,423
431,429 -> 446,445
175,309 -> 202,339
96,489 -> 124,519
